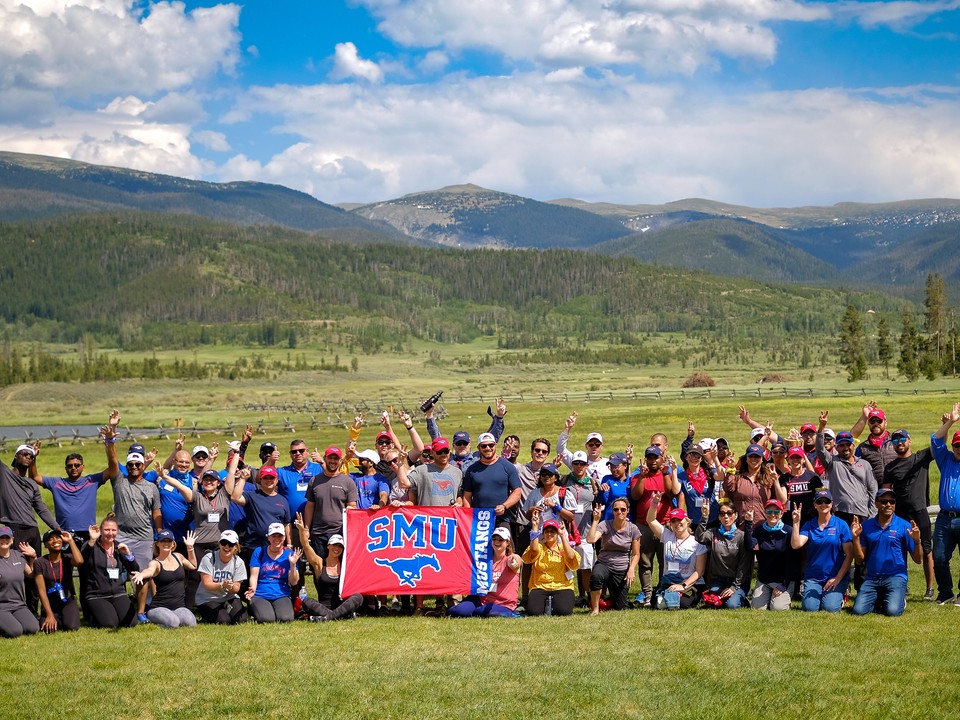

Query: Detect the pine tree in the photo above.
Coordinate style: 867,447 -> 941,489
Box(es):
839,305 -> 867,382
877,317 -> 893,379
897,310 -> 920,381
925,273 -> 947,362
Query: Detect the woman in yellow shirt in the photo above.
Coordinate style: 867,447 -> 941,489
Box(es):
521,511 -> 580,615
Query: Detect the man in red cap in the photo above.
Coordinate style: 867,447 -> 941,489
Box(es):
851,402 -> 897,485
303,446 -> 358,559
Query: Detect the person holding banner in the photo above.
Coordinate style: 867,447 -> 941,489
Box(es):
294,513 -> 363,621
522,513 -> 580,616
448,526 -> 521,618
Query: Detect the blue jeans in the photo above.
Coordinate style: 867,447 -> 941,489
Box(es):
851,575 -> 908,616
706,580 -> 746,609
933,514 -> 960,599
801,578 -> 848,613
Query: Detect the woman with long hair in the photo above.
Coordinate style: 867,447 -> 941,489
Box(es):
722,443 -> 787,529
791,489 -> 853,612
130,529 -> 198,628
448,526 -> 522,618
294,513 -> 363,621
80,513 -> 140,629
585,497 -> 640,613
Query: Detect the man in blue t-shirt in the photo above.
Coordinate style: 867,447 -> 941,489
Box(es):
851,488 -> 922,617
461,433 -> 521,526
276,439 -> 322,519
351,450 -> 390,509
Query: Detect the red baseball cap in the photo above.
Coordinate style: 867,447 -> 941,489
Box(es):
259,465 -> 278,479
868,408 -> 886,422
800,423 -> 817,434
951,430 -> 960,446
786,446 -> 805,459
765,499 -> 784,511
324,446 -> 342,459
666,508 -> 687,521
432,438 -> 450,451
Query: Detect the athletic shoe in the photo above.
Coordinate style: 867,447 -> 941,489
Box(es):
137,613 -> 149,624
309,615 -> 328,622
935,594 -> 956,605
955,596 -> 960,607
923,588 -> 936,601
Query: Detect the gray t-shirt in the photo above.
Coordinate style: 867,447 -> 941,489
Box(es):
306,473 -> 358,537
0,549 -> 28,610
596,520 -> 641,572
110,474 -> 161,540
195,551 -> 247,606
408,463 -> 463,507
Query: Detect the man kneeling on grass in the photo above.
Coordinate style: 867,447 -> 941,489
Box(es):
850,488 -> 923,617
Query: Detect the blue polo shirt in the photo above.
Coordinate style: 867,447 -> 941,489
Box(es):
931,435 -> 960,512
277,461 -> 322,516
859,515 -> 915,580
154,468 -> 194,541
352,472 -> 391,509
800,515 -> 852,583
41,473 -> 109,531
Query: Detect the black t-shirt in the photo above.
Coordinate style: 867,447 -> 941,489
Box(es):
884,448 -> 933,514
778,470 -> 823,524
33,555 -> 77,602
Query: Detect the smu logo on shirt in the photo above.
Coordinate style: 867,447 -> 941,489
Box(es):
433,479 -> 455,496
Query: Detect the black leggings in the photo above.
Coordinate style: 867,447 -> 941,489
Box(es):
42,597 -> 82,632
590,562 -> 631,609
527,588 -> 576,616
197,598 -> 249,625
87,595 -> 138,629
303,594 -> 364,620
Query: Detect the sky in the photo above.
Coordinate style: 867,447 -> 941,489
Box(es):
1,0 -> 959,207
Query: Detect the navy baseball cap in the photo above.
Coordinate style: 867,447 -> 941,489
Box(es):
128,443 -> 146,455
156,530 -> 175,542
746,443 -> 765,457
835,431 -> 855,445
643,446 -> 662,458
453,431 -> 470,445
607,452 -> 629,466
538,463 -> 560,477
891,429 -> 910,440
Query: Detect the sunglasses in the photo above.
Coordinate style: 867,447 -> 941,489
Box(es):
478,443 -> 495,449
290,448 -> 307,454
586,441 -> 602,447
765,508 -> 782,515
612,507 -> 629,513
65,463 -> 83,469
454,441 -> 469,447
771,449 -> 786,454
376,439 -> 392,445
219,540 -> 237,547
891,438 -> 908,445
718,511 -> 736,517
878,498 -> 896,505
387,458 -> 401,465
814,499 -> 832,505
532,448 -> 549,454
573,461 -> 588,466
434,449 -> 450,455
127,462 -> 143,468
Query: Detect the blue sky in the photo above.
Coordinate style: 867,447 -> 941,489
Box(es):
1,0 -> 959,206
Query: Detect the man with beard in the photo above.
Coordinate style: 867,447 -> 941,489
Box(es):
111,448 -> 162,574
351,450 -> 390,509
851,403 -> 897,485
462,433 -> 521,527
304,447 -> 358,559
883,429 -> 935,600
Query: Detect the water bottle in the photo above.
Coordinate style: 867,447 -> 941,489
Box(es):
420,390 -> 443,412
545,595 -> 553,616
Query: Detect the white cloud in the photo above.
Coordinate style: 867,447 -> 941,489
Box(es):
329,41 -> 384,83
417,50 -> 450,74
0,0 -> 242,100
220,74 -> 960,206
192,129 -> 231,152
832,0 -> 960,30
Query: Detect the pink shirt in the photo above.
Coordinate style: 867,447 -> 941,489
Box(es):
483,553 -> 521,610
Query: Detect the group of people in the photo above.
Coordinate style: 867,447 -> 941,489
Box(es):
1,396 -> 958,637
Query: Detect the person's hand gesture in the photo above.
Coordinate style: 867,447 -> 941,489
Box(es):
153,461 -> 165,476
294,512 -> 306,532
396,410 -> 412,427
130,570 -> 146,586
209,443 -> 220,461
851,516 -> 862,539
380,411 -> 392,430
175,433 -> 185,451
791,505 -> 802,525
552,452 -> 564,468
530,508 -> 541,531
345,440 -> 357,458
650,490 -> 664,505
592,507 -> 601,523
290,547 -> 303,566
117,542 -> 130,556
564,412 -> 577,432
744,510 -> 754,524
625,444 -> 634,463
665,455 -> 677,472
909,519 -> 921,544
702,497 -> 711,514
950,402 -> 960,424
242,424 -> 254,443
862,401 -> 875,418
687,420 -> 696,437
557,521 -> 568,541
819,410 -> 829,426
738,405 -> 749,422
107,409 -> 121,427
19,542 -> 36,559
30,440 -> 41,458
144,447 -> 159,465
238,467 -> 251,481
101,422 -> 117,442
310,448 -> 322,464
353,413 -> 365,431
88,524 -> 100,544
184,530 -> 196,551
495,397 -> 507,418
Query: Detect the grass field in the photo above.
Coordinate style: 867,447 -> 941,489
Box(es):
3,352 -> 960,719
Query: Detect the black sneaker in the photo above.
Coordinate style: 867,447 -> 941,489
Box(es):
923,588 -> 935,601
935,594 -> 956,605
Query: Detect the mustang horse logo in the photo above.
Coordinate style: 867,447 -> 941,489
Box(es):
374,553 -> 441,588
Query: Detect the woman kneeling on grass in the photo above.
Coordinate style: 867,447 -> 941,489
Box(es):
751,499 -> 792,611
585,498 -> 640,613
81,514 -> 139,629
647,493 -> 706,609
695,500 -> 753,609
293,513 -> 363,621
522,511 -> 580,616
0,525 -> 40,638
131,530 -> 198,628
34,529 -> 84,633
448,526 -> 522,618
790,489 -> 853,613
196,529 -> 248,624
245,522 -> 301,623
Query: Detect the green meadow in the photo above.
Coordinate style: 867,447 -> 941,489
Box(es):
3,344 -> 960,720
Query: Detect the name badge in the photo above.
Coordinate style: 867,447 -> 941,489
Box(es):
107,568 -> 120,580
297,481 -> 309,492
578,503 -> 587,513
565,570 -> 576,580
163,483 -> 178,493
207,512 -> 221,523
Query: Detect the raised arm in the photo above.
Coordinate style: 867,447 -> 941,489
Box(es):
738,405 -> 764,431
933,402 -> 960,439
850,401 -> 875,438
155,463 -> 193,502
294,512 -> 323,574
790,505 -> 808,549
647,491 -> 665,540
396,410 -> 425,463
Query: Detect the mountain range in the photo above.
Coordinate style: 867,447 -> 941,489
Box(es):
2,150 -> 959,296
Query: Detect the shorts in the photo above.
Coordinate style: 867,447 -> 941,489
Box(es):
574,542 -> 595,570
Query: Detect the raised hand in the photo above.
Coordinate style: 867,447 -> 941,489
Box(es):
738,405 -> 749,422
564,412 -> 577,432
744,510 -> 754,524
19,542 -> 36,559
380,411 -> 392,430
353,413 -> 365,430
851,516 -> 862,539
791,505 -> 802,524
909,519 -> 921,543
495,397 -> 507,418
209,442 -> 220,460
88,524 -> 101,544
175,433 -> 185,451
625,444 -> 634,463
294,512 -> 306,532
819,410 -> 829,426
144,447 -> 159,464
592,507 -> 601,523
184,530 -> 196,551
290,547 -> 303,565
109,409 -> 121,427
396,409 -> 412,427
242,424 -> 254,443
687,421 -> 696,437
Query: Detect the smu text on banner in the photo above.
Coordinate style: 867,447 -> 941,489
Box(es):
341,506 -> 495,596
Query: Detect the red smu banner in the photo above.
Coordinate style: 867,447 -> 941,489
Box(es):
341,506 -> 495,596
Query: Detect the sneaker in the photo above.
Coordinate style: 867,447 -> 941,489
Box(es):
935,594 -> 956,605
923,588 -> 936,601
955,597 -> 960,607
633,592 -> 645,606
137,613 -> 149,624
309,615 -> 328,622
